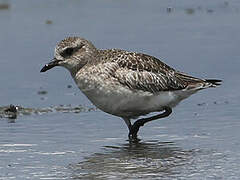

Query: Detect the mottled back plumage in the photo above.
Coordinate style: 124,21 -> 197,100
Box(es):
97,49 -> 216,93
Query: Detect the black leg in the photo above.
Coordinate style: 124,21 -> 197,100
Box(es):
129,107 -> 172,140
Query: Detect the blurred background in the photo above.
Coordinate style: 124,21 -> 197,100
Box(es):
0,0 -> 240,179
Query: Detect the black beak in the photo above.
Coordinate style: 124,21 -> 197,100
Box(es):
40,58 -> 61,72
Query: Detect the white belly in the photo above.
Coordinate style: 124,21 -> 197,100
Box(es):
76,79 -> 195,118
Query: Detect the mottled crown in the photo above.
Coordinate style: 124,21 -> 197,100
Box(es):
54,37 -> 97,58
52,37 -> 99,76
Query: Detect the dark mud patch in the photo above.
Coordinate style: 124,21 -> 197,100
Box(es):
37,90 -> 48,95
45,20 -> 53,25
0,104 -> 97,120
0,3 -> 10,10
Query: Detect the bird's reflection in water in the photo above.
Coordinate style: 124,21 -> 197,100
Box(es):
69,140 -> 194,179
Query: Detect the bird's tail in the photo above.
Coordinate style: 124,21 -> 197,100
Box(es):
175,72 -> 222,88
205,79 -> 222,87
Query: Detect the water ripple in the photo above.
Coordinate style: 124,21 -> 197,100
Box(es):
69,141 -> 192,179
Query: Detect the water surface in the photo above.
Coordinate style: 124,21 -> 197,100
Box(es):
0,0 -> 240,179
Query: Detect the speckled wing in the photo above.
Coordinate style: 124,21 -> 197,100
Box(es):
101,49 -> 191,93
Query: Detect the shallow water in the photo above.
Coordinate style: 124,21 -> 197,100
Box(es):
0,0 -> 240,179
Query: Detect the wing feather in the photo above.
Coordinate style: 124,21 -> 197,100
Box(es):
98,49 -> 188,93
99,49 -> 213,93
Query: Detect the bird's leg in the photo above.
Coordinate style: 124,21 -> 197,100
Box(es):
123,118 -> 132,131
129,107 -> 172,140
123,118 -> 138,140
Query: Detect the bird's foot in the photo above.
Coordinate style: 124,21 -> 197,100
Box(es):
128,120 -> 145,142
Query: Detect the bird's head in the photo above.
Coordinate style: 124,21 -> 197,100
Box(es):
40,37 -> 98,75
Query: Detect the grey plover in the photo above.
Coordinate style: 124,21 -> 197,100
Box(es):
41,37 -> 221,140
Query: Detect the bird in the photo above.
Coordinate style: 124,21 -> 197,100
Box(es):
41,37 -> 221,140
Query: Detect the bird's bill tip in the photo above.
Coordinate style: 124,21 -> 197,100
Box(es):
40,59 -> 61,73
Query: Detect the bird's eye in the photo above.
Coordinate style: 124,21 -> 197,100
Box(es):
62,47 -> 74,57
60,44 -> 84,58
